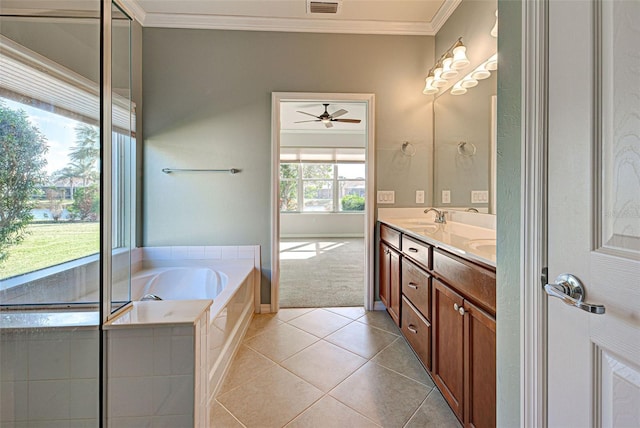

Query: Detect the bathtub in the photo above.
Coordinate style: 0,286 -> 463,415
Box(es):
132,267 -> 227,301
107,246 -> 260,427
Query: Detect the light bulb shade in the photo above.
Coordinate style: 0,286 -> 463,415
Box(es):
471,64 -> 491,80
486,54 -> 498,71
460,77 -> 478,88
441,57 -> 458,79
450,82 -> 467,95
491,10 -> 498,37
451,45 -> 470,69
432,66 -> 448,87
422,76 -> 438,95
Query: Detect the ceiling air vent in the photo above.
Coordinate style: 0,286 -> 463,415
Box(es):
307,1 -> 341,14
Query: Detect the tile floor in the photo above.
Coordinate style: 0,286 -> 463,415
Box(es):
212,308 -> 460,428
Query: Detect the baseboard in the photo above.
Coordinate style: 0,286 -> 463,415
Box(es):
373,301 -> 386,311
260,303 -> 272,313
280,234 -> 365,239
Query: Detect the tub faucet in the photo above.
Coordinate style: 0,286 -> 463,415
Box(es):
141,293 -> 163,301
424,208 -> 447,224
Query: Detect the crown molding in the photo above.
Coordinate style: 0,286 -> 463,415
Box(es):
142,13 -> 436,35
116,0 -> 147,24
430,0 -> 463,33
124,0 -> 463,36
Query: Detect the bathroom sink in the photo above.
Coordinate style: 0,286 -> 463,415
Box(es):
467,239 -> 497,253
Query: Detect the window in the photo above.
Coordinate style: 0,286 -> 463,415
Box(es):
280,163 -> 365,213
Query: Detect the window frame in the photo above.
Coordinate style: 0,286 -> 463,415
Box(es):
279,162 -> 366,214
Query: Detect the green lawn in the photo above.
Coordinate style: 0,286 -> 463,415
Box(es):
0,222 -> 100,280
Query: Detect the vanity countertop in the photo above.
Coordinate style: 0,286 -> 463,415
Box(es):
379,217 -> 496,268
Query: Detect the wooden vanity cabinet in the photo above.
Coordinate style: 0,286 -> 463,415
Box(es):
379,224 -> 401,325
376,222 -> 496,428
432,278 -> 465,420
432,249 -> 496,428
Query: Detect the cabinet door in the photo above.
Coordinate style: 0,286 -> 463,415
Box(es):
388,247 -> 400,325
463,300 -> 496,428
379,242 -> 390,308
432,278 -> 464,420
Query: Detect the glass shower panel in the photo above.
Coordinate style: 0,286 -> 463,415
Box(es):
0,2 -> 101,426
110,2 -> 134,313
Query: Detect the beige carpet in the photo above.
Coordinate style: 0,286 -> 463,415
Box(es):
279,238 -> 365,308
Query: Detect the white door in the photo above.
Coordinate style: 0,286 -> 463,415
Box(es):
546,0 -> 640,426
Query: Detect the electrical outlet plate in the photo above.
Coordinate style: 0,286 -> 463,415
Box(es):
471,190 -> 489,203
442,190 -> 451,204
416,190 -> 425,204
377,190 -> 395,204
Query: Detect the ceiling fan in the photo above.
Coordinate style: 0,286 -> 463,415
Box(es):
295,103 -> 361,128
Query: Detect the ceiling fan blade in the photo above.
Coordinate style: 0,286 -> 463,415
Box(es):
332,118 -> 361,123
324,121 -> 333,128
296,110 -> 320,119
330,109 -> 348,118
294,119 -> 321,123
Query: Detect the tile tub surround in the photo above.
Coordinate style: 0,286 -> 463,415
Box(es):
214,308 -> 460,428
0,327 -> 99,427
105,245 -> 259,426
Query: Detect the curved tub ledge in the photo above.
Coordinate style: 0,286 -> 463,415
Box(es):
104,299 -> 212,328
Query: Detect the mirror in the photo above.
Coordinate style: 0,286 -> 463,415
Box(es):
433,73 -> 497,212
431,0 -> 498,214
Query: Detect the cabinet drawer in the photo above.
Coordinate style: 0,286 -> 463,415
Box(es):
402,235 -> 431,268
401,258 -> 431,320
433,249 -> 496,316
380,223 -> 401,250
401,296 -> 431,371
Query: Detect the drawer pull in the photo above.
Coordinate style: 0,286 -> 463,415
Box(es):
408,282 -> 419,290
408,247 -> 419,253
407,324 -> 418,334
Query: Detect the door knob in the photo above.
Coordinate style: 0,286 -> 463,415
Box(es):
544,273 -> 605,315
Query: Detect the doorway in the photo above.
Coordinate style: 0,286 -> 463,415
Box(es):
271,93 -> 375,312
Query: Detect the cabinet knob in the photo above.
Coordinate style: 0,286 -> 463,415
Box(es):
453,303 -> 459,311
454,303 -> 466,316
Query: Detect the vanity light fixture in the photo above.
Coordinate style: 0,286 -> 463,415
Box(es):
451,55 -> 497,95
471,63 -> 491,80
422,37 -> 470,95
491,10 -> 498,38
485,53 -> 498,71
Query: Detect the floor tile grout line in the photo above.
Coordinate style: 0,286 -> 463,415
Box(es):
402,388 -> 433,428
214,398 -> 248,428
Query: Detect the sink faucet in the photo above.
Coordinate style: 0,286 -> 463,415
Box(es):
466,207 -> 479,213
424,208 -> 447,224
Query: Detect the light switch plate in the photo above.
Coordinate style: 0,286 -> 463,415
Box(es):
471,190 -> 489,203
442,190 -> 451,204
377,190 -> 395,204
416,190 -> 425,204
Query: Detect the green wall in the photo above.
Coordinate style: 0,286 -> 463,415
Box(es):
142,29 -> 435,302
496,0 -> 522,425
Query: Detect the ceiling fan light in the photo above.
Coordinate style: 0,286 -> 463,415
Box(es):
451,45 -> 470,69
460,77 -> 478,88
471,64 -> 491,80
423,76 -> 439,95
441,57 -> 458,79
486,54 -> 498,71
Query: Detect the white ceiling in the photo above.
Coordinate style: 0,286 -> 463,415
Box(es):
120,0 -> 461,35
